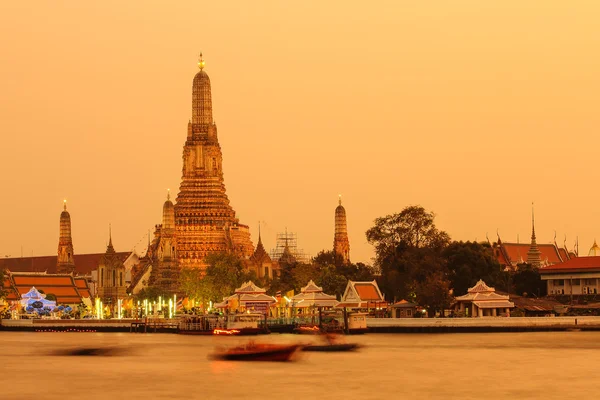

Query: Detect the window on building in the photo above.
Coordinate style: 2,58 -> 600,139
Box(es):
406,309 -> 412,317
572,279 -> 580,285
120,272 -> 123,287
264,267 -> 269,278
555,279 -> 564,286
100,269 -> 104,287
113,271 -> 116,286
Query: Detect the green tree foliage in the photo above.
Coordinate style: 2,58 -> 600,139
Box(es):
414,270 -> 453,317
179,268 -> 215,305
444,241 -> 504,296
204,252 -> 246,302
134,286 -> 170,302
513,263 -> 546,297
0,269 -> 7,300
316,265 -> 348,297
291,263 -> 320,291
366,206 -> 450,302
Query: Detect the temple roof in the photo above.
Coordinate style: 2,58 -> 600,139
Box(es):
234,281 -> 266,294
589,240 -> 600,256
342,280 -> 384,304
4,272 -> 91,304
300,280 -> 323,293
540,256 -> 600,273
0,252 -> 132,275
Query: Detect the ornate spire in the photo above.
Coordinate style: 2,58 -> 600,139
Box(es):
57,201 -> 75,274
198,52 -> 205,71
334,196 -> 350,265
527,203 -> 542,268
167,188 -> 170,201
106,224 -> 115,253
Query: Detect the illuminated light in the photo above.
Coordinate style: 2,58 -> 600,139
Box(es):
213,329 -> 240,335
298,326 -> 320,332
169,299 -> 173,319
158,296 -> 162,311
173,294 -> 177,315
284,296 -> 291,303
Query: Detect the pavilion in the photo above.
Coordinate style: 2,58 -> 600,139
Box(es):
453,280 -> 514,317
337,280 -> 387,311
214,281 -> 276,314
290,280 -> 338,309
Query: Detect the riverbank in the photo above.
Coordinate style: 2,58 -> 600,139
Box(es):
365,316 -> 600,332
3,316 -> 600,334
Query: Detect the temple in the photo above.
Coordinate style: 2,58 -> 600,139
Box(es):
96,227 -> 127,306
57,200 -> 75,274
333,196 -> 350,265
174,54 -> 254,268
130,55 -> 255,294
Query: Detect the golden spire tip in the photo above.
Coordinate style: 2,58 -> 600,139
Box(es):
198,52 -> 205,71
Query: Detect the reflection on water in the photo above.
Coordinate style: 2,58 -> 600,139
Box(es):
1,332 -> 599,399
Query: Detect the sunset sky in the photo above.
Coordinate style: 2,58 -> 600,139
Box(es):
1,1 -> 599,263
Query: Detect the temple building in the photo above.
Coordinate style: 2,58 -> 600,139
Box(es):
131,55 -> 256,293
0,203 -> 138,298
174,54 -> 254,268
333,196 -> 350,265
453,280 -> 514,317
57,200 -> 75,274
492,209 -> 574,269
247,226 -> 279,279
541,242 -> 600,296
96,229 -> 127,305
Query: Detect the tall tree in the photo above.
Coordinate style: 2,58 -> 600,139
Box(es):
204,252 -> 245,302
366,206 -> 450,301
444,241 -> 503,295
414,270 -> 453,317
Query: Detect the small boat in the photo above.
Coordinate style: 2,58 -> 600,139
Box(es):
302,343 -> 361,352
210,342 -> 300,362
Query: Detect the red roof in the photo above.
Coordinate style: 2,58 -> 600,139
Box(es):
0,252 -> 131,275
501,243 -> 563,265
354,283 -> 383,301
6,273 -> 91,304
541,256 -> 600,272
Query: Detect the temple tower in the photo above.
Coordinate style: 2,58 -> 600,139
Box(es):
149,191 -> 180,293
526,204 -> 542,268
174,54 -> 254,270
57,200 -> 75,274
333,196 -> 351,265
97,227 -> 127,305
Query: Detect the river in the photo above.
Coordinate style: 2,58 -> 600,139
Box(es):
1,331 -> 598,399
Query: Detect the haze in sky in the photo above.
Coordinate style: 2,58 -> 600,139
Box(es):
1,1 -> 599,263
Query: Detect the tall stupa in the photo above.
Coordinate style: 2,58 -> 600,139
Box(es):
57,200 -> 75,274
333,195 -> 350,265
174,54 -> 254,269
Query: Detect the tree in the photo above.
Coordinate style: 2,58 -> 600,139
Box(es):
444,241 -> 503,296
414,271 -> 453,317
317,265 -> 348,298
291,263 -> 320,291
134,286 -> 170,302
179,268 -> 216,306
0,269 -> 7,301
513,263 -> 546,297
204,252 -> 245,302
366,206 -> 450,301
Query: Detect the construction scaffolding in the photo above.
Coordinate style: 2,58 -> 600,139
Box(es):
269,231 -> 309,264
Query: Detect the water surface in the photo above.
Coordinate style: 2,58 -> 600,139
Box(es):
1,332 -> 597,399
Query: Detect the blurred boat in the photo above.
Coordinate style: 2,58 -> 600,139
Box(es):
301,343 -> 361,352
210,342 -> 300,362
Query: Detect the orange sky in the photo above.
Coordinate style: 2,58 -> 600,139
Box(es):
1,1 -> 599,263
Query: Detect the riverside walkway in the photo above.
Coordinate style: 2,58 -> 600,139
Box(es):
366,316 -> 600,333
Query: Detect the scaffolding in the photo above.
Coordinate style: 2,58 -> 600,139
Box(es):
269,231 -> 309,264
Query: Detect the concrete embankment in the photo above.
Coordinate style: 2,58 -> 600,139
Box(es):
0,319 -> 175,333
366,316 -> 600,333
